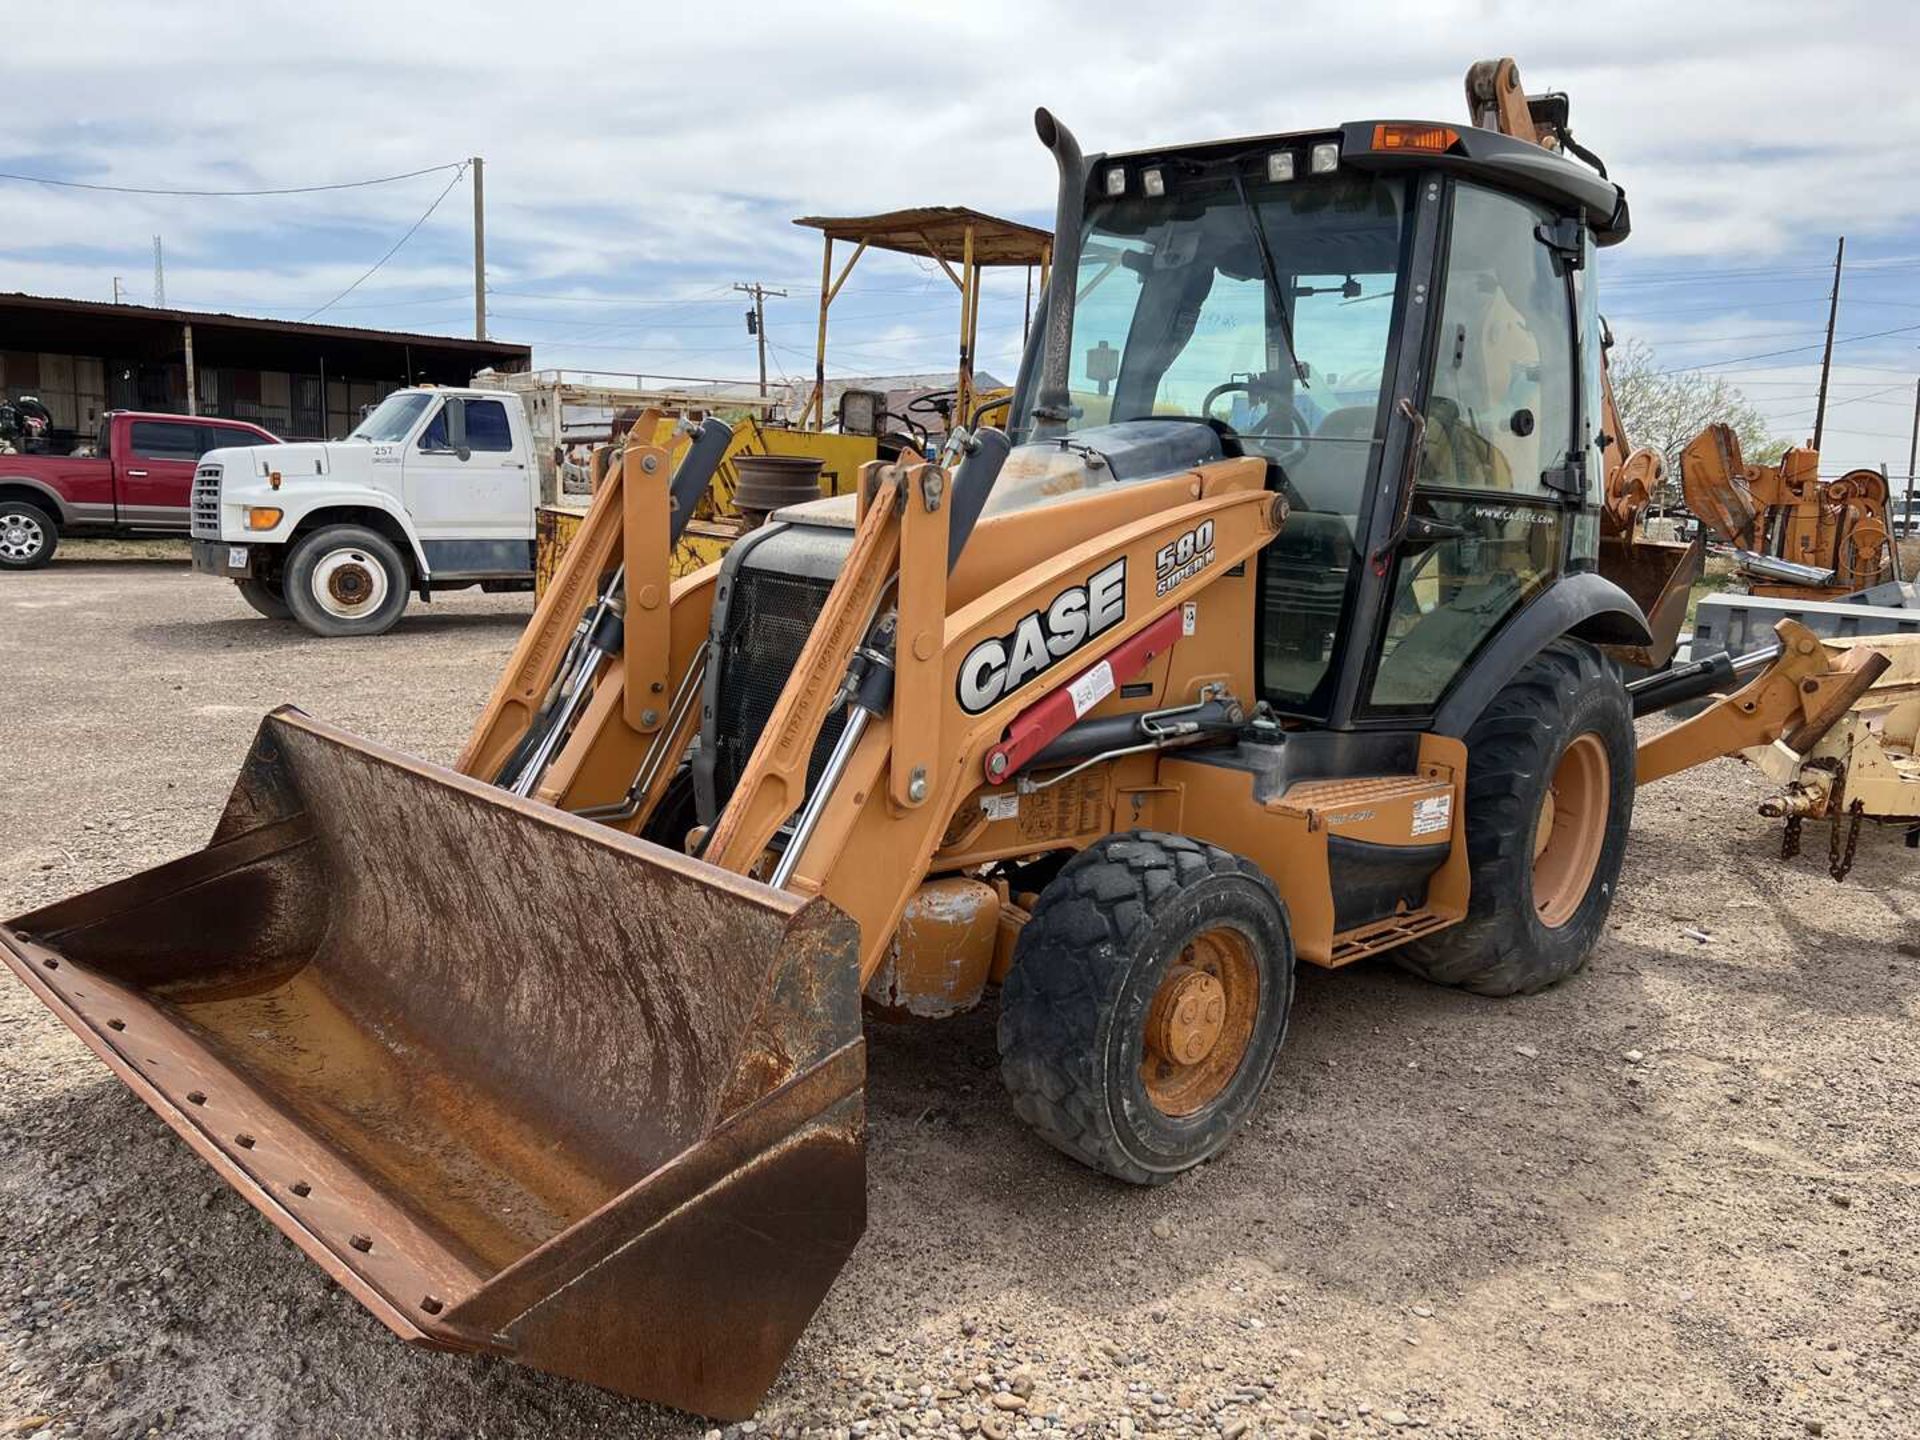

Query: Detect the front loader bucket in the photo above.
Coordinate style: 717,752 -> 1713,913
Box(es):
0,709 -> 864,1419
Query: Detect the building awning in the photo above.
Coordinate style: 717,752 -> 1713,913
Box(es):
0,292 -> 530,380
792,207 -> 1052,268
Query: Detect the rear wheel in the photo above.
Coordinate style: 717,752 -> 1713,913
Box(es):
234,576 -> 292,620
997,832 -> 1294,1185
283,525 -> 409,637
1395,638 -> 1634,996
0,500 -> 57,569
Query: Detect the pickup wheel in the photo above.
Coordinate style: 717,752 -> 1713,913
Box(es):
0,500 -> 57,570
234,577 -> 292,621
283,525 -> 410,637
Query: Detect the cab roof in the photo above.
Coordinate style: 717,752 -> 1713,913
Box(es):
1098,119 -> 1629,245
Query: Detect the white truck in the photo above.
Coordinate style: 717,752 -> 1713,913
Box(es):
189,386 -> 540,637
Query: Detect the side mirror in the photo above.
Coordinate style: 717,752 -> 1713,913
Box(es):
446,398 -> 471,461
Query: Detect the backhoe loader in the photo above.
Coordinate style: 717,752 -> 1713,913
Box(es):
2,60 -> 1896,1420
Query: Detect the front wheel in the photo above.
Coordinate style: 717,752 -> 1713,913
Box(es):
283,525 -> 410,637
0,500 -> 58,569
1395,638 -> 1634,996
998,832 -> 1294,1185
234,576 -> 292,620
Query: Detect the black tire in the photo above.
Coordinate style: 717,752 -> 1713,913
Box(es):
0,499 -> 58,569
234,577 -> 292,620
997,832 -> 1295,1185
640,765 -> 699,852
283,525 -> 409,638
1395,638 -> 1634,997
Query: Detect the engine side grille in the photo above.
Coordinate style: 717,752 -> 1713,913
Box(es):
190,465 -> 222,539
710,567 -> 846,810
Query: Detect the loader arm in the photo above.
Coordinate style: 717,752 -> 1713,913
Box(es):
1636,618 -> 1893,784
755,457 -> 1283,984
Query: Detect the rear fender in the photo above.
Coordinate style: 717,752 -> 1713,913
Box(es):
0,475 -> 73,524
1431,572 -> 1653,737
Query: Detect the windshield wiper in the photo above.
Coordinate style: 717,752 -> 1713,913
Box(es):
1230,173 -> 1309,389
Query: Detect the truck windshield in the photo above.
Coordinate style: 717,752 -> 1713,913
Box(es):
1036,170 -> 1408,503
349,392 -> 432,442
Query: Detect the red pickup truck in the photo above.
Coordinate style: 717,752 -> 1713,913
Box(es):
0,410 -> 280,569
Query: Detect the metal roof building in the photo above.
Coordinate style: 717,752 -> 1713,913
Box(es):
0,293 -> 531,444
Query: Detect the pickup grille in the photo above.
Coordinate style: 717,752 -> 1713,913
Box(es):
190,465 -> 222,539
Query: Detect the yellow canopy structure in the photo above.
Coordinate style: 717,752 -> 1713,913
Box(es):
792,206 -> 1053,432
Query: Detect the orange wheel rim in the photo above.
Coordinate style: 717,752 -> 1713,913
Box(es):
1140,928 -> 1259,1116
1533,733 -> 1609,928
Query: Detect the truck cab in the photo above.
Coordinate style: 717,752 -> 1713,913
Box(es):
0,410 -> 277,569
190,385 -> 539,636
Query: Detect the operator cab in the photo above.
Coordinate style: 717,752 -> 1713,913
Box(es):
1003,117 -> 1631,729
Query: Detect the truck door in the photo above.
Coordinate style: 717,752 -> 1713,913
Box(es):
1362,182 -> 1582,714
401,397 -> 530,542
118,419 -> 205,529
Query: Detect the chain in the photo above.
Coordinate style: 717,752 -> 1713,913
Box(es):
1829,800 -> 1865,883
1781,813 -> 1802,860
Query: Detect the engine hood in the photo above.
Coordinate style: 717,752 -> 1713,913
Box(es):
202,440 -> 338,479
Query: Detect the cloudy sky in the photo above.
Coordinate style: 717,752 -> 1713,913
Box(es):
7,1 -> 1920,475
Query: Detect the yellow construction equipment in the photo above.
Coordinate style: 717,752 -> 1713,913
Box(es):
530,208 -> 1051,587
3,59 -> 1901,1420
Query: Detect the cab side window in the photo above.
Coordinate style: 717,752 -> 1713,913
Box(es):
464,400 -> 513,452
1364,184 -> 1578,713
128,421 -> 203,461
416,399 -> 512,453
1422,184 -> 1575,496
200,425 -> 260,453
418,404 -> 449,451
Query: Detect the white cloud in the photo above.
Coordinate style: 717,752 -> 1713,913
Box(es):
6,1 -> 1919,468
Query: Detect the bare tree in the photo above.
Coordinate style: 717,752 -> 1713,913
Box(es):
1608,338 -> 1789,487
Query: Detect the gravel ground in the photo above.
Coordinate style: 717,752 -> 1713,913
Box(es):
2,553 -> 1916,1440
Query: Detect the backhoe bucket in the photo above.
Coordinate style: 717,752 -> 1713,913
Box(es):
0,708 -> 865,1419
1600,532 -> 1705,670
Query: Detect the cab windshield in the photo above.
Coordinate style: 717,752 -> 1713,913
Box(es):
1049,170 -> 1407,492
348,391 -> 432,443
1020,166 -> 1412,713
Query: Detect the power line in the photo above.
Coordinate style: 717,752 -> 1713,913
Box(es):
0,160 -> 466,198
299,163 -> 470,322
1651,321 -> 1920,377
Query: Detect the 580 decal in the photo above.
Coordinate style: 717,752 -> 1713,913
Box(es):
1154,520 -> 1215,596
957,558 -> 1127,715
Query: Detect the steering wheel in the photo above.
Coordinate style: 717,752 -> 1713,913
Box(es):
1203,381 -> 1311,459
907,388 -> 959,422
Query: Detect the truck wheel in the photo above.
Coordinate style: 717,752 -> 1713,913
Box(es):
234,577 -> 292,620
0,500 -> 57,569
998,832 -> 1294,1185
1394,638 -> 1634,997
283,526 -> 409,637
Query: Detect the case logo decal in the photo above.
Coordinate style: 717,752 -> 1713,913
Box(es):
957,558 -> 1127,715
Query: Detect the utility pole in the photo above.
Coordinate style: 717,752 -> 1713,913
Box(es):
1812,235 -> 1845,452
111,276 -> 124,305
1904,376 -> 1919,545
734,281 -> 787,397
471,156 -> 486,341
151,235 -> 166,308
